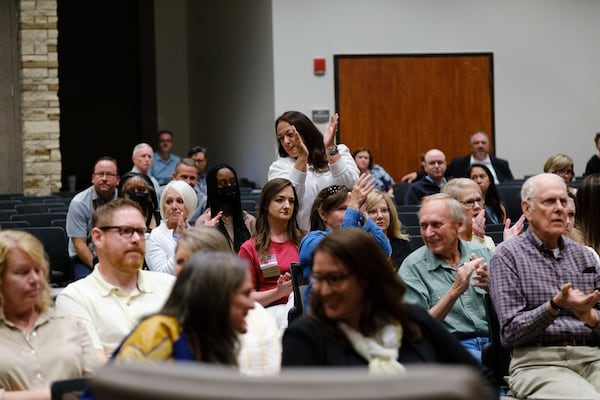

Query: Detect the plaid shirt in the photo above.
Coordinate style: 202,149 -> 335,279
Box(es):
490,228 -> 600,348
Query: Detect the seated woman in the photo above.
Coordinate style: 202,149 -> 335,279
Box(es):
175,226 -> 281,376
197,163 -> 255,252
238,178 -> 302,331
544,153 -> 577,194
467,164 -> 506,224
353,148 -> 395,197
118,172 -> 161,230
299,174 -> 391,303
366,189 -> 412,272
145,180 -> 197,275
442,178 -> 496,250
282,228 -> 497,396
0,230 -> 98,399
113,251 -> 254,365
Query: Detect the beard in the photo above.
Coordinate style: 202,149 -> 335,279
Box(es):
108,249 -> 145,274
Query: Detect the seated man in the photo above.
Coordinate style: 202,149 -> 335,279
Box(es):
172,158 -> 207,224
56,198 -> 175,362
399,193 -> 491,360
490,173 -> 600,399
404,149 -> 447,205
150,130 -> 180,186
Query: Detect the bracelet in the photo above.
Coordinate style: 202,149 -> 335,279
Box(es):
327,145 -> 339,156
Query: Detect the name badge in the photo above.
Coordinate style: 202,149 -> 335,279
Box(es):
260,253 -> 280,278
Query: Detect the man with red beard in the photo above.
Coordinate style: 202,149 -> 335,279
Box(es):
490,174 -> 600,399
56,198 -> 175,362
399,193 -> 491,361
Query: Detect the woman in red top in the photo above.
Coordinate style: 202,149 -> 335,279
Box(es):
238,178 -> 303,330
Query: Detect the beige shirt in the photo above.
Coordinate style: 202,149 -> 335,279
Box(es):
0,308 -> 98,391
55,267 -> 175,358
237,302 -> 281,376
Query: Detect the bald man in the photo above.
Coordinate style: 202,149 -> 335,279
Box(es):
404,149 -> 447,205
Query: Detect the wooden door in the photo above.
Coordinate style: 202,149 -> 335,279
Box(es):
335,54 -> 494,181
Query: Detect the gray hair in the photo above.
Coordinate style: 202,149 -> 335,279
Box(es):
420,193 -> 466,225
132,142 -> 152,156
521,173 -> 567,209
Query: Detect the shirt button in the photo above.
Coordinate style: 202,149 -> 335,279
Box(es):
35,371 -> 43,379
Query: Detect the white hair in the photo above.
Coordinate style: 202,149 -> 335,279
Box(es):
159,180 -> 198,222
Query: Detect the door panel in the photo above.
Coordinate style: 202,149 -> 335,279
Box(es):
335,54 -> 493,181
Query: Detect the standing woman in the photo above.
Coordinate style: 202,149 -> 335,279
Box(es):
366,189 -> 412,272
197,163 -> 255,252
0,230 -> 98,399
353,148 -> 396,197
238,178 -> 302,330
269,111 -> 359,232
145,180 -> 198,274
467,164 -> 507,224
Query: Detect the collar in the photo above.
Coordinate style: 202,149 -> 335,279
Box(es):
91,186 -> 118,205
524,229 -> 565,259
0,308 -> 56,329
423,175 -> 447,187
424,240 -> 471,271
470,155 -> 491,165
92,266 -> 153,297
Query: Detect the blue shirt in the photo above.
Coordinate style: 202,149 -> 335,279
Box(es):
150,153 -> 180,186
370,164 -> 395,192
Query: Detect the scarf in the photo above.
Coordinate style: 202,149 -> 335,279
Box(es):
338,321 -> 406,374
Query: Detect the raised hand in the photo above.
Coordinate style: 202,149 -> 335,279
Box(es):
503,214 -> 526,241
323,113 -> 339,148
348,173 -> 375,212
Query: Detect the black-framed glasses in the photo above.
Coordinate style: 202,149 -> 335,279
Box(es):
310,271 -> 353,287
99,225 -> 149,239
460,197 -> 484,208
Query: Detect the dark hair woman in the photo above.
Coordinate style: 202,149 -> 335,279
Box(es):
118,171 -> 161,230
197,163 -> 255,253
467,163 -> 507,224
282,228 -> 497,397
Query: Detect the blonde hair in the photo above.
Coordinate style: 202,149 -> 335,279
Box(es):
366,189 -> 409,241
176,226 -> 231,255
0,230 -> 52,313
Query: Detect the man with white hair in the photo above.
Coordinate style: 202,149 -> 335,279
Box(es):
131,143 -> 161,198
490,173 -> 600,399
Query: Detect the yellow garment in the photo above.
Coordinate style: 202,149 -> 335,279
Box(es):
114,315 -> 183,364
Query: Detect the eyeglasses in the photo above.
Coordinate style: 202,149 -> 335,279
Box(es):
93,172 -> 119,178
554,170 -> 574,176
367,207 -> 390,216
460,197 -> 484,208
99,225 -> 150,240
528,197 -> 568,208
310,271 -> 353,287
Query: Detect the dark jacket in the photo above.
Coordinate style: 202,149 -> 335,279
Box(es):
403,176 -> 442,205
282,305 -> 498,397
446,156 -> 514,182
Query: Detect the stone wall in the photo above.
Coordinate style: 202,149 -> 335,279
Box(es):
19,0 -> 61,195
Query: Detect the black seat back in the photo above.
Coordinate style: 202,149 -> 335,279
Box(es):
288,262 -> 308,323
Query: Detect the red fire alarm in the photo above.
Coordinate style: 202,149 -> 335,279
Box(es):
314,58 -> 326,76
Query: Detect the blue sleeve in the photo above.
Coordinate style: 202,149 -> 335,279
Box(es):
299,230 -> 328,279
342,208 -> 392,256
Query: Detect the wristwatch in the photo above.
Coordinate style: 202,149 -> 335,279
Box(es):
549,298 -> 566,314
327,145 -> 339,156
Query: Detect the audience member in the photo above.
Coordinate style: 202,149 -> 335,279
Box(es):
584,133 -> 600,176
131,143 -> 161,197
299,174 -> 391,304
575,173 -> 600,255
353,148 -> 395,196
67,156 -> 119,279
366,189 -> 412,271
238,178 -> 301,331
113,251 -> 254,367
55,199 -> 175,362
145,180 -> 197,275
0,230 -> 98,399
467,163 -> 507,224
173,226 -> 282,376
404,149 -> 447,205
149,130 -> 180,186
442,178 -> 495,251
197,163 -> 255,252
543,153 -> 576,194
118,172 -> 161,230
188,146 -> 208,195
172,158 -> 207,224
399,193 -> 491,360
446,132 -> 514,183
268,111 -> 359,231
281,229 -> 498,396
490,173 -> 600,399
